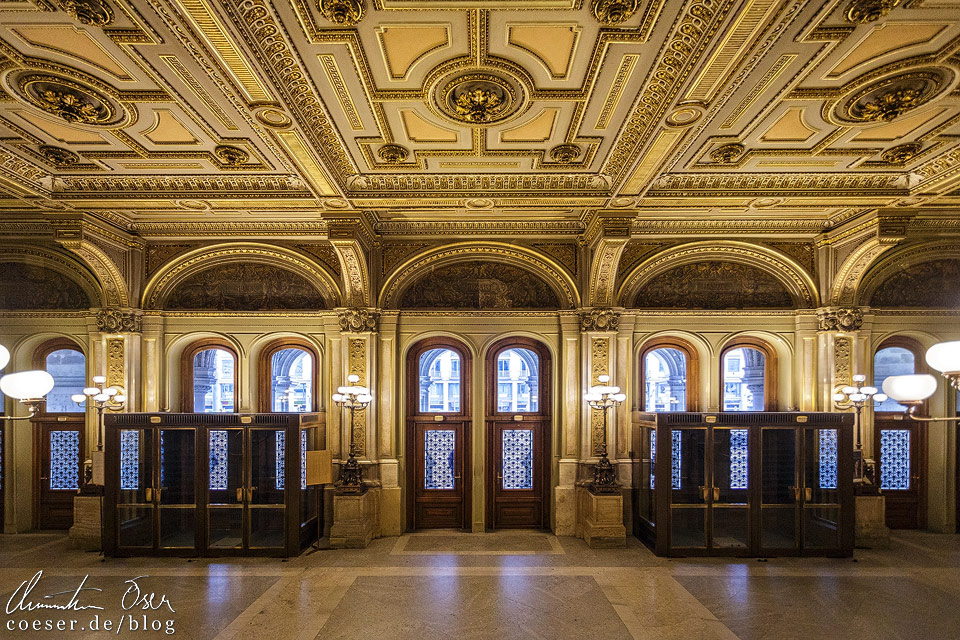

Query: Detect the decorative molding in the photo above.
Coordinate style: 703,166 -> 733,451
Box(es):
397,261 -> 561,310
591,337 -> 609,456
592,0 -> 638,25
56,175 -> 310,196
97,307 -> 143,333
57,0 -> 114,26
12,72 -> 122,126
709,143 -> 745,164
338,307 -> 380,333
348,337 -> 366,456
834,336 -> 851,384
214,145 -> 250,166
106,337 -> 124,389
39,145 -> 80,167
579,308 -> 620,332
833,70 -> 949,125
882,143 -> 922,166
377,144 -> 408,164
318,0 -> 363,25
550,144 -> 580,164
648,173 -> 902,195
845,0 -> 900,24
816,307 -> 864,333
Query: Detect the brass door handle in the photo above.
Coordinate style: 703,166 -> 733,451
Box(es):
248,486 -> 256,501
145,487 -> 152,502
713,487 -> 720,501
699,485 -> 707,501
805,487 -> 813,501
454,474 -> 462,479
236,487 -> 243,502
790,486 -> 799,501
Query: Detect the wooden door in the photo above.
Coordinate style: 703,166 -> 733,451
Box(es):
485,338 -> 551,529
35,418 -> 83,529
406,338 -> 472,530
875,417 -> 925,529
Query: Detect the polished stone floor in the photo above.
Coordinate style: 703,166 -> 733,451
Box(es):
1,530 -> 959,639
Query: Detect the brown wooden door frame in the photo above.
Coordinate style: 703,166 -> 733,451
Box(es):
875,416 -> 927,529
33,417 -> 85,529
484,337 -> 551,530
405,337 -> 472,530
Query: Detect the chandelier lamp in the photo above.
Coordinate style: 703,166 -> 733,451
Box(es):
72,376 -> 127,451
832,374 -> 887,452
332,373 -> 372,492
882,340 -> 960,423
0,344 -> 56,420
584,374 -> 626,493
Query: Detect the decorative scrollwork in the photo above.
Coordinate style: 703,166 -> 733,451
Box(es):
39,145 -> 80,167
858,87 -> 925,122
550,144 -> 580,163
317,0 -> 363,25
57,0 -> 113,26
838,71 -> 947,124
882,143 -> 922,165
845,0 -> 900,23
337,307 -> 380,332
454,89 -> 505,123
15,74 -> 118,126
592,0 -> 638,25
435,72 -> 522,126
377,144 -> 408,163
97,308 -> 142,333
579,308 -> 620,332
816,307 -> 864,333
214,145 -> 249,166
710,143 -> 745,164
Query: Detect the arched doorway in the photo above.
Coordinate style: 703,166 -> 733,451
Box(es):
485,337 -> 551,529
405,338 -> 472,529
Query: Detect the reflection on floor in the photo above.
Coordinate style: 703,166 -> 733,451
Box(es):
1,530 -> 959,639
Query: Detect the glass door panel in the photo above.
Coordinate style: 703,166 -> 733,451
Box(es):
207,429 -> 243,549
669,428 -> 706,548
117,429 -> 154,549
249,428 -> 285,548
760,428 -> 798,551
158,428 -> 196,549
802,429 -> 840,550
711,428 -> 749,549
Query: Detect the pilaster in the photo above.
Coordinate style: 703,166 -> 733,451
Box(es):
555,311 -> 581,535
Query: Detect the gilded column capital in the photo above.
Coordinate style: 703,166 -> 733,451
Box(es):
96,307 -> 143,333
337,307 -> 380,333
816,307 -> 865,333
578,307 -> 621,332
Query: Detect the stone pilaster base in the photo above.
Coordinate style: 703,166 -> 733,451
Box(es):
68,495 -> 102,551
380,486 -> 402,536
553,485 -> 576,536
330,487 -> 381,548
576,486 -> 626,548
855,495 -> 891,549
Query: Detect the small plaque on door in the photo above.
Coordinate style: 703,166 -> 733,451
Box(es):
513,415 -> 523,421
434,415 -> 444,422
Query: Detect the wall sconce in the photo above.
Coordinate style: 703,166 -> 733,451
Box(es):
0,344 -> 55,420
882,340 -> 960,423
72,375 -> 127,451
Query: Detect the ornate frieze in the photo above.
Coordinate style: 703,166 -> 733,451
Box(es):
845,0 -> 900,23
398,261 -> 561,309
97,308 -> 143,333
13,73 -> 121,126
579,308 -> 620,332
338,307 -> 380,332
836,71 -> 949,125
214,145 -> 250,166
348,338 -> 367,456
870,259 -> 960,308
162,263 -> 328,310
591,337 -> 610,456
377,144 -> 408,164
632,261 -> 795,309
882,143 -> 922,165
710,143 -> 746,164
816,307 -> 864,333
549,144 -> 580,164
434,71 -> 523,126
0,262 -> 90,309
318,0 -> 364,25
106,337 -> 124,389
834,337 -> 851,384
39,145 -> 80,167
592,0 -> 638,25
57,0 -> 113,26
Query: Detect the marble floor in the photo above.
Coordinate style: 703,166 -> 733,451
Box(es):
1,530 -> 959,639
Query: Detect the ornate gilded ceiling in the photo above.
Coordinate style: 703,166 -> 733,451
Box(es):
0,0 -> 957,230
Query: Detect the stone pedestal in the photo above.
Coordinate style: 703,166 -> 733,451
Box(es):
68,495 -> 102,551
330,487 -> 381,548
855,494 -> 891,549
576,486 -> 626,548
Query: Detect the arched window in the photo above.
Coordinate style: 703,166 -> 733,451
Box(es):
419,348 -> 461,412
258,340 -> 318,412
874,340 -> 922,412
36,339 -> 85,414
181,340 -> 238,413
495,348 -> 539,412
639,339 -> 699,412
720,339 -> 776,411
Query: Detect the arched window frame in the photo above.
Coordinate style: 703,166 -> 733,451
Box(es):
33,338 -> 86,416
638,337 -> 700,412
180,338 -> 240,413
873,336 -> 929,415
257,338 -> 320,412
485,336 -> 551,416
407,337 -> 472,417
719,337 -> 778,411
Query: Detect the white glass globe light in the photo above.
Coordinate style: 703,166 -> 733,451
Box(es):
0,344 -> 9,371
347,374 -> 360,383
882,374 -> 938,402
832,392 -> 846,402
71,393 -> 86,404
92,375 -> 106,384
925,340 -> 960,374
0,370 -> 55,400
597,375 -> 610,383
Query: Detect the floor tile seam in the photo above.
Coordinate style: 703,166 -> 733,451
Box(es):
210,574 -> 299,640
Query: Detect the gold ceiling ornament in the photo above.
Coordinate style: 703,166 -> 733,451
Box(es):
436,72 -> 522,126
882,142 -> 922,165
592,0 -> 639,25
317,0 -> 363,26
214,145 -> 250,166
57,0 -> 113,27
845,0 -> 900,23
254,108 -> 292,129
550,144 -> 581,164
377,144 -> 408,164
15,74 -> 116,126
39,145 -> 80,167
710,142 -> 745,164
838,71 -> 947,124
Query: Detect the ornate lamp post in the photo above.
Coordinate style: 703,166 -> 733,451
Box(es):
883,340 -> 960,423
72,375 -> 126,451
332,373 -> 371,493
585,374 -> 626,493
833,374 -> 886,482
0,344 -> 55,420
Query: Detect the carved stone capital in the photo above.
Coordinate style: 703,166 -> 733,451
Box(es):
96,308 -> 143,333
816,307 -> 864,333
337,307 -> 380,333
579,308 -> 620,332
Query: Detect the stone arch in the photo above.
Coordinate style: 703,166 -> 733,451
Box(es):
0,245 -> 102,308
618,241 -> 818,309
857,240 -> 960,307
142,243 -> 341,309
379,243 -> 579,309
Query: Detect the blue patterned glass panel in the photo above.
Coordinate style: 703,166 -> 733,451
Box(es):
819,429 -> 838,490
209,430 -> 228,490
730,429 -> 748,489
650,430 -> 656,489
424,430 -> 455,490
120,430 -> 140,490
276,431 -> 285,490
880,429 -> 910,490
502,429 -> 533,489
301,430 -> 307,490
671,430 -> 682,490
49,430 -> 79,490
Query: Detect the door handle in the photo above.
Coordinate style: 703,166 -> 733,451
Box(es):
805,487 -> 813,501
713,487 -> 720,501
790,485 -> 799,501
236,487 -> 243,502
145,487 -> 152,502
699,485 -> 707,501
454,474 -> 462,479
248,486 -> 256,501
